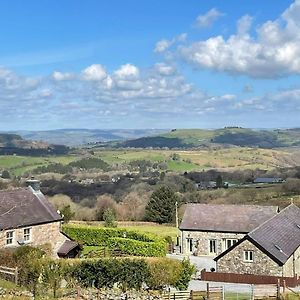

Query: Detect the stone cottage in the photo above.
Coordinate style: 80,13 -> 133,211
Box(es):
0,180 -> 79,258
180,204 -> 278,256
215,204 -> 300,277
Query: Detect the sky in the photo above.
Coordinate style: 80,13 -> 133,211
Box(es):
0,0 -> 300,130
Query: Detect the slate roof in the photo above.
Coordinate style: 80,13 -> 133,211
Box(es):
253,177 -> 283,184
0,187 -> 62,230
247,204 -> 300,265
57,240 -> 79,257
180,204 -> 278,233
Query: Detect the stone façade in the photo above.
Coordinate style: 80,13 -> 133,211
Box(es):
0,221 -> 68,258
217,239 -> 300,277
181,230 -> 245,256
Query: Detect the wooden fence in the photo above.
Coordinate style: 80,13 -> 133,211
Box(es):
163,285 -> 223,300
0,265 -> 18,284
201,269 -> 299,287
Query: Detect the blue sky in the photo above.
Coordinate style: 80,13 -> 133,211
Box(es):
0,0 -> 299,130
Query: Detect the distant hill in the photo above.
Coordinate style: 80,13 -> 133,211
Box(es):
112,128 -> 300,149
11,129 -> 167,146
0,133 -> 69,156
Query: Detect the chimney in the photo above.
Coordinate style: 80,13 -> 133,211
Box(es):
26,177 -> 41,192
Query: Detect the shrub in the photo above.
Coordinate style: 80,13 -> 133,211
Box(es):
174,259 -> 196,290
71,259 -> 149,290
63,225 -> 166,257
107,238 -> 166,257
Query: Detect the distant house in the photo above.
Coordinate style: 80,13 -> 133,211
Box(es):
0,180 -> 80,258
179,204 -> 278,256
195,181 -> 217,190
253,177 -> 284,184
215,204 -> 300,277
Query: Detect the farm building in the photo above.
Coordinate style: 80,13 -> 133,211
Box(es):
0,179 -> 80,258
215,204 -> 300,277
179,204 -> 278,256
253,177 -> 284,184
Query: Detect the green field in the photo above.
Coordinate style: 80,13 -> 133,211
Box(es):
0,155 -> 77,176
0,145 -> 299,177
71,221 -> 179,239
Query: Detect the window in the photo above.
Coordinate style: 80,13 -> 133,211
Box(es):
24,228 -> 31,242
209,240 -> 217,254
187,238 -> 193,252
6,231 -> 14,245
224,239 -> 238,250
244,250 -> 254,262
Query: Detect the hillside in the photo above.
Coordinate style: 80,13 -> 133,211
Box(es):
0,133 -> 69,156
12,129 -> 167,146
112,128 -> 300,149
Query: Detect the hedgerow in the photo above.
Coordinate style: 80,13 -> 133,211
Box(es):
62,224 -> 167,257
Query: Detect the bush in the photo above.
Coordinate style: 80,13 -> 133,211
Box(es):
107,237 -> 166,257
71,259 -> 149,290
63,225 -> 167,257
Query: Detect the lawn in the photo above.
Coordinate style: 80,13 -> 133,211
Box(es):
70,221 -> 179,239
0,155 -> 78,176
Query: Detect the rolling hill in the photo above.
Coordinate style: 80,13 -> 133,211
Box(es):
10,129 -> 167,146
0,133 -> 69,156
112,128 -> 300,149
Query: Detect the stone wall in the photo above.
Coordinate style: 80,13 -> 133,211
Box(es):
0,221 -> 68,258
282,245 -> 300,277
217,239 -> 283,276
181,230 -> 245,256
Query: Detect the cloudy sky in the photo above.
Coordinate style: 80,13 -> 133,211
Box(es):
0,0 -> 300,130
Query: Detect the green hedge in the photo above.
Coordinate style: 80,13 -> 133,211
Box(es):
63,225 -> 167,257
70,257 -> 195,290
107,237 -> 166,257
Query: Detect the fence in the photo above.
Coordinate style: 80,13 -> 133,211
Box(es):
201,269 -> 299,287
163,285 -> 223,300
0,265 -> 18,284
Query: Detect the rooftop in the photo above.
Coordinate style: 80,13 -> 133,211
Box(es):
180,203 -> 278,233
0,187 -> 62,230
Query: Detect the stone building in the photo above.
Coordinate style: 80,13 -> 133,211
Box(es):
179,204 -> 278,256
0,180 -> 79,258
215,204 -> 300,277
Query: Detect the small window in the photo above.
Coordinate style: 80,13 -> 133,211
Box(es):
209,239 -> 217,254
244,250 -> 254,262
6,231 -> 14,245
224,239 -> 238,250
24,228 -> 31,242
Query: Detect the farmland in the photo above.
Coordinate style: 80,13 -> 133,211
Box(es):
1,146 -> 300,177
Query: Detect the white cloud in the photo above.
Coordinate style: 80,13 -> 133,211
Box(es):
114,63 -> 139,79
155,63 -> 176,76
82,64 -> 107,81
196,8 -> 224,28
154,34 -> 187,54
154,39 -> 172,53
52,71 -> 74,81
179,0 -> 300,78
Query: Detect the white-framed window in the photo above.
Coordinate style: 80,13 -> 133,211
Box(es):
209,239 -> 217,254
6,231 -> 14,245
224,239 -> 238,250
244,250 -> 254,262
23,228 -> 31,242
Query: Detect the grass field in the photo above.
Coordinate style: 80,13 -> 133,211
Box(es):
0,155 -> 77,176
0,146 -> 299,176
71,221 -> 179,239
95,147 -> 298,171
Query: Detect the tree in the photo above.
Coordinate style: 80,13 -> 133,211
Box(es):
60,205 -> 75,223
1,170 -> 10,179
216,175 -> 223,188
103,208 -> 117,227
145,186 -> 179,224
